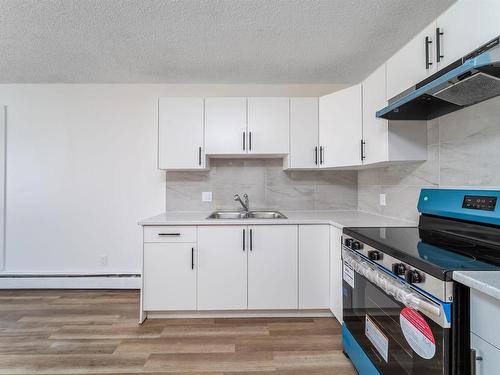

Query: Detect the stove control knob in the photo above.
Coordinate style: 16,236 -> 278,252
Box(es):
368,250 -> 382,261
344,238 -> 353,247
351,241 -> 363,251
391,263 -> 407,276
405,269 -> 422,284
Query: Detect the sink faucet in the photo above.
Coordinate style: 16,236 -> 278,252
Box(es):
234,193 -> 249,212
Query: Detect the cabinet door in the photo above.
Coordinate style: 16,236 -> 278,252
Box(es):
386,21 -> 437,100
197,226 -> 247,310
436,0 -> 500,70
143,243 -> 196,310
362,64 -> 389,165
247,97 -> 289,154
298,225 -> 329,309
0,106 -> 4,271
289,98 -> 319,169
158,97 -> 205,170
319,85 -> 362,168
471,333 -> 500,375
329,226 -> 342,322
248,225 -> 298,309
205,97 -> 247,155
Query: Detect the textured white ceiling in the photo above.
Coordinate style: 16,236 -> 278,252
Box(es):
0,0 -> 455,83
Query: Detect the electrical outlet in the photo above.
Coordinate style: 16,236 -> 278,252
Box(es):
379,193 -> 386,206
100,255 -> 108,266
202,192 -> 212,202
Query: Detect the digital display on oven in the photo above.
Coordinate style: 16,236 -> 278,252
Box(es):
462,195 -> 497,211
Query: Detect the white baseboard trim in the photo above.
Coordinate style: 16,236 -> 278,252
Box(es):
146,309 -> 333,319
0,274 -> 141,289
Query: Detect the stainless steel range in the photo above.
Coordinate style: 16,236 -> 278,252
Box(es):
341,189 -> 500,375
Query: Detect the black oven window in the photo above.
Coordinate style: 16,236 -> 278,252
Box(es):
343,268 -> 450,374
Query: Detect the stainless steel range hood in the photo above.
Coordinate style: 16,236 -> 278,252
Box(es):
377,37 -> 500,120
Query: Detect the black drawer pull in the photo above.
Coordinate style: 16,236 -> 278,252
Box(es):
250,229 -> 253,251
425,36 -> 433,69
436,27 -> 444,63
158,233 -> 181,236
191,247 -> 194,269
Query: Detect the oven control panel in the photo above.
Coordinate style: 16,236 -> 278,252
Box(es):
462,195 -> 497,211
341,235 -> 452,302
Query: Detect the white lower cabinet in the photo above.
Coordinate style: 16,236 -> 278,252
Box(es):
329,226 -> 343,322
298,225 -> 330,309
143,242 -> 196,310
143,224 -> 336,314
247,225 -> 298,309
471,332 -> 500,375
197,226 -> 247,310
470,289 -> 500,373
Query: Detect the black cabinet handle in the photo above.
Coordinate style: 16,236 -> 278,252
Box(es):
360,140 -> 366,161
243,132 -> 246,151
249,229 -> 253,251
198,147 -> 202,166
249,132 -> 252,151
436,28 -> 444,63
314,146 -> 318,165
425,36 -> 433,69
319,146 -> 324,165
191,247 -> 194,269
242,229 -> 246,251
158,233 -> 181,236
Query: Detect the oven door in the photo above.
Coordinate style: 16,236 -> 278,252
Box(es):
342,247 -> 451,375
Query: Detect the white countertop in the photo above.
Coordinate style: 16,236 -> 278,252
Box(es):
453,271 -> 500,301
138,210 -> 414,229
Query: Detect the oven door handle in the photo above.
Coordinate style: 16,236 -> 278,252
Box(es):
344,249 -> 444,321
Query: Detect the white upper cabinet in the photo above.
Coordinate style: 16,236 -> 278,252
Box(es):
247,97 -> 289,155
362,64 -> 389,165
289,97 -> 319,169
362,64 -> 427,165
158,97 -> 205,170
197,226 -> 248,310
247,225 -> 298,309
205,97 -> 247,155
319,85 -> 362,168
436,0 -> 500,69
386,20 -> 437,99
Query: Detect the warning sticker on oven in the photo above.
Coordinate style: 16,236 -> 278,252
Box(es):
343,262 -> 355,288
365,315 -> 389,362
400,307 -> 436,359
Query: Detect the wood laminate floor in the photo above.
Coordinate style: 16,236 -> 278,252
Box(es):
0,290 -> 356,374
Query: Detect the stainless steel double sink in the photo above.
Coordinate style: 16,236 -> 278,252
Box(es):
207,210 -> 287,219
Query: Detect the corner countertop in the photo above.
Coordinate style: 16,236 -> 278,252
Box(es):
138,210 -> 415,229
453,271 -> 500,301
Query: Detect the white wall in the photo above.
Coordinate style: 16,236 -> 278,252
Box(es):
0,84 -> 343,274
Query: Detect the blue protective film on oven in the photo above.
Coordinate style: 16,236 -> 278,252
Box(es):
418,188 -> 500,226
342,324 -> 381,375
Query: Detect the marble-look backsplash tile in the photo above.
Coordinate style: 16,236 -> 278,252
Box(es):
166,158 -> 357,212
358,96 -> 500,222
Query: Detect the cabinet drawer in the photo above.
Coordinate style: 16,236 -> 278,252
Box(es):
470,290 -> 500,349
144,226 -> 197,243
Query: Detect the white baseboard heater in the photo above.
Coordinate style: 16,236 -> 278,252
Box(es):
0,274 -> 141,289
